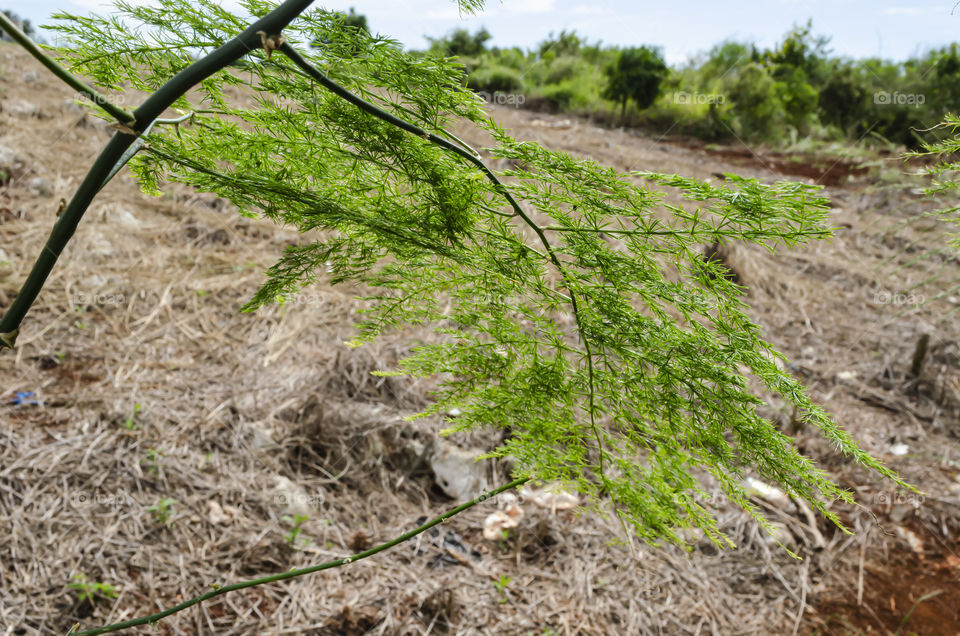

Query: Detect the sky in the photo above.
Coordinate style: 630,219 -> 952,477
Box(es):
12,0 -> 960,65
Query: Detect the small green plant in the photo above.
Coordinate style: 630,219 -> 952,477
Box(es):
495,528 -> 511,552
146,497 -> 177,525
493,574 -> 512,604
281,513 -> 309,549
895,589 -> 944,636
123,403 -> 142,430
67,573 -> 118,605
72,305 -> 88,330
141,447 -> 162,474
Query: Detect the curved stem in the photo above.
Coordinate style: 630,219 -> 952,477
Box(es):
0,0 -> 316,349
68,477 -> 528,635
0,12 -> 135,124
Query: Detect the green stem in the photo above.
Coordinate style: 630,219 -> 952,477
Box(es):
69,477 -> 528,635
0,12 -> 135,124
0,0 -> 316,350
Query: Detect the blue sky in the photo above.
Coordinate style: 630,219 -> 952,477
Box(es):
14,0 -> 960,64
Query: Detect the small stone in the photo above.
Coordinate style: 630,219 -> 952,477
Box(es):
7,100 -> 37,117
27,177 -> 53,197
889,443 -> 909,456
21,70 -> 39,83
0,144 -> 21,168
430,442 -> 488,501
80,274 -> 106,290
102,206 -> 140,227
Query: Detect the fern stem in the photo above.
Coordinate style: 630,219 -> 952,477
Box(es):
0,12 -> 135,124
68,477 -> 528,635
0,0 -> 316,349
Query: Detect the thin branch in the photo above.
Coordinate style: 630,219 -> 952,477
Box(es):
0,12 -> 135,124
68,477 -> 528,635
0,0 -> 316,350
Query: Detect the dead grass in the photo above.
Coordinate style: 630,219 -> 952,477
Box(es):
1,42 -> 960,635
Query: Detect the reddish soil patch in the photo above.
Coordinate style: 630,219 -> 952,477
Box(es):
703,146 -> 872,186
812,532 -> 960,634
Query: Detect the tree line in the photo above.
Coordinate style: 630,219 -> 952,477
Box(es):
422,21 -> 960,149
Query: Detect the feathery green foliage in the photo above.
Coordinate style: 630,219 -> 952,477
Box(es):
45,0 -> 908,550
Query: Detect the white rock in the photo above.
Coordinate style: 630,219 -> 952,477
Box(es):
80,274 -> 106,290
27,176 -> 52,197
483,510 -> 519,540
109,208 -> 141,227
743,477 -> 795,511
889,443 -> 909,456
430,442 -> 488,501
7,100 -> 37,117
520,484 -> 580,511
21,70 -> 39,83
207,500 -> 233,525
0,144 -> 21,167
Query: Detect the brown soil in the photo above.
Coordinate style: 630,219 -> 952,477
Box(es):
2,43 -> 960,635
813,516 -> 960,635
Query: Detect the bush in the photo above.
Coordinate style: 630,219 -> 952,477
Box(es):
728,62 -> 784,140
535,82 -> 581,111
467,64 -> 524,95
602,46 -> 669,119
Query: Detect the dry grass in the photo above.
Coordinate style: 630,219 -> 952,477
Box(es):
2,43 -> 960,635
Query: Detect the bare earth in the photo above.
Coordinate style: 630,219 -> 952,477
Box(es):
2,42 -> 960,635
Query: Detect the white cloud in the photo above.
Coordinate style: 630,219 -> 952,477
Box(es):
880,7 -> 941,16
570,4 -> 613,16
502,0 -> 557,14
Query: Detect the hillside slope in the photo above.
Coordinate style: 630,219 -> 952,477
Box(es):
1,42 -> 959,635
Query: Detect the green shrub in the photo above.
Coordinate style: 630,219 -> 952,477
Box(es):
467,64 -> 525,94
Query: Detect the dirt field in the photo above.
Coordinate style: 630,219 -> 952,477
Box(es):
2,42 -> 960,635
